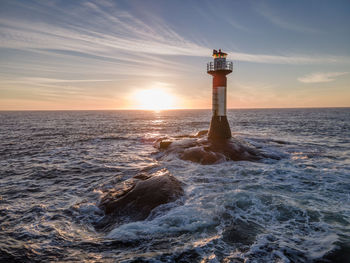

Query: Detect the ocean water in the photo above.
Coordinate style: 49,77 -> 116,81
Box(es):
0,108 -> 349,262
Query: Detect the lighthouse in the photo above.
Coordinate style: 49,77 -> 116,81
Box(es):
207,49 -> 233,141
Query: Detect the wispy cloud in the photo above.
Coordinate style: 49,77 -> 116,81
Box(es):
256,3 -> 319,33
1,77 -> 118,84
1,0 -> 349,110
298,72 -> 348,83
0,1 -> 346,66
228,52 -> 341,65
198,1 -> 248,32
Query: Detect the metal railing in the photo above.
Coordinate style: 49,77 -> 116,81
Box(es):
207,61 -> 233,72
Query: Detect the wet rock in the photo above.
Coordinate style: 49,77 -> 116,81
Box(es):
194,130 -> 208,137
159,140 -> 172,149
156,134 -> 267,164
96,169 -> 183,230
315,242 -> 350,263
181,146 -> 225,164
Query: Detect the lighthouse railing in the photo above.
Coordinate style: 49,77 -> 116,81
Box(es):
207,61 -> 233,72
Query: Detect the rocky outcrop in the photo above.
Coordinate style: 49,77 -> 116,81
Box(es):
95,169 -> 183,230
155,131 -> 271,165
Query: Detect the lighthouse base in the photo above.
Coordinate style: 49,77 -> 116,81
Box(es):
208,115 -> 232,141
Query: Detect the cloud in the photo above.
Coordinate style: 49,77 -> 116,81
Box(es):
197,1 -> 248,32
256,2 -> 319,33
0,1 -> 347,66
298,72 -> 348,83
1,77 -> 118,84
228,52 -> 340,65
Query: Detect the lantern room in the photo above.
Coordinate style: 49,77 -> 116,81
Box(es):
207,49 -> 233,73
212,49 -> 227,59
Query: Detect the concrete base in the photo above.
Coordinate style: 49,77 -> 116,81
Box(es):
208,115 -> 232,141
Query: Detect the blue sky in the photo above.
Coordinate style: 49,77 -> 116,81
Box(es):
0,0 -> 349,109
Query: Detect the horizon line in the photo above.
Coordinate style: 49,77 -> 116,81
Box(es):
1,106 -> 349,112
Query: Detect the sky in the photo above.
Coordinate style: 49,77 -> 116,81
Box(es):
0,0 -> 349,110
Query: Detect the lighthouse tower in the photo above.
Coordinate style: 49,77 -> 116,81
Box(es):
207,49 -> 233,141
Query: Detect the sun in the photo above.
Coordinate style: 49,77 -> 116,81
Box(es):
132,88 -> 177,110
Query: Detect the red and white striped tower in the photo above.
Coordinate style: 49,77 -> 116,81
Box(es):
207,49 -> 233,140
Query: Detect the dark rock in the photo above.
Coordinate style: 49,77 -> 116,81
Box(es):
181,146 -> 225,164
133,173 -> 151,180
96,169 -> 183,230
315,242 -> 350,263
195,130 -> 208,137
219,139 -> 261,161
156,135 -> 266,165
181,146 -> 207,163
159,140 -> 172,149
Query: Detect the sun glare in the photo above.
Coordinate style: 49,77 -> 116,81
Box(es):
132,88 -> 176,110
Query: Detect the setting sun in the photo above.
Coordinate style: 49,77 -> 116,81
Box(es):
131,88 -> 177,110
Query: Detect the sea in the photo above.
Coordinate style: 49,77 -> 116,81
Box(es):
0,108 -> 349,263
